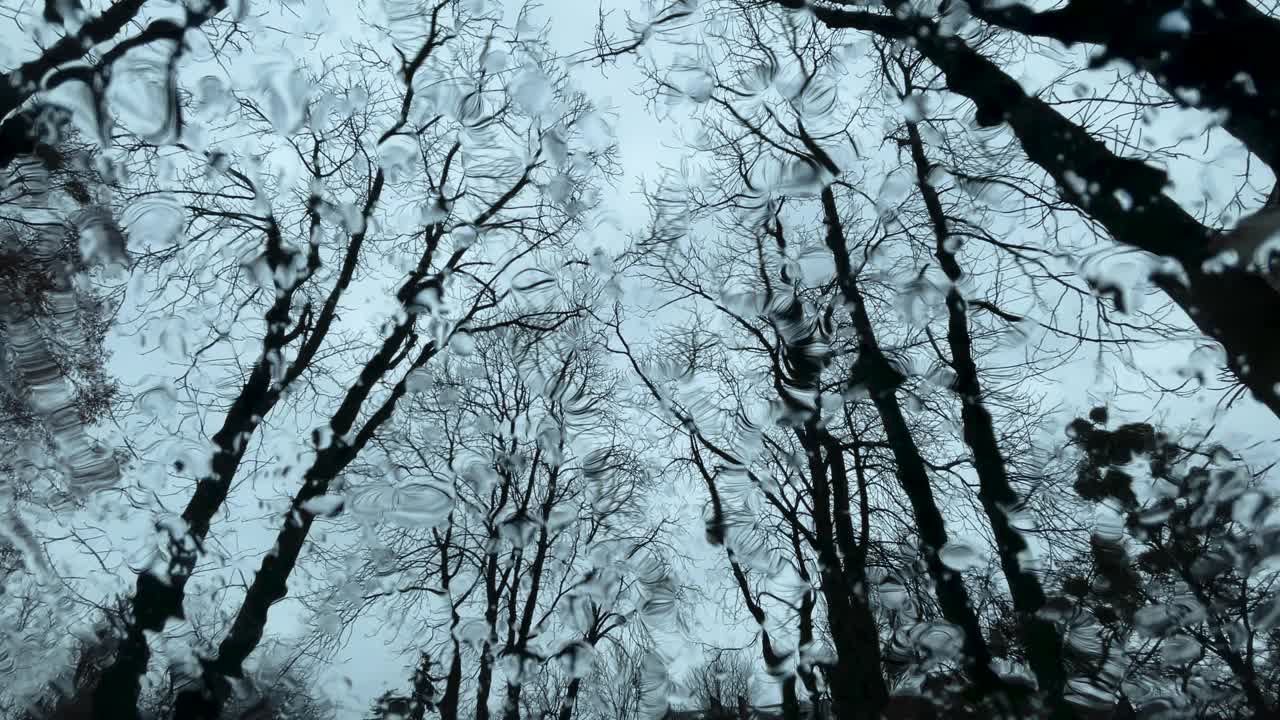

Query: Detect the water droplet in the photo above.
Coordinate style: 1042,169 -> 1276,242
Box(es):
299,494 -> 344,517
437,385 -> 460,407
316,610 -> 343,637
938,541 -> 983,571
405,369 -> 432,394
511,66 -> 554,117
1065,619 -> 1104,658
482,47 -> 508,73
386,483 -> 453,527
792,78 -> 837,118
1232,492 -> 1268,526
1066,678 -> 1116,710
738,59 -> 777,98
122,194 -> 186,250
510,267 -> 558,305
1156,10 -> 1191,33
1177,343 -> 1226,385
559,641 -> 597,679
589,247 -> 614,276
136,380 -> 178,419
878,577 -> 909,610
378,134 -> 419,182
195,75 -> 235,118
576,111 -> 614,152
1161,635 -> 1201,665
71,206 -> 129,269
668,62 -> 713,104
1113,188 -> 1134,211
1134,597 -> 1206,637
419,197 -> 452,225
448,332 -> 476,356
312,425 -> 334,449
911,621 -> 964,663
454,617 -> 490,651
875,168 -> 913,217
45,78 -> 112,146
500,511 -> 540,548
1135,503 -> 1174,526
253,54 -> 310,136
542,174 -> 574,207
105,40 -> 181,145
347,481 -> 452,528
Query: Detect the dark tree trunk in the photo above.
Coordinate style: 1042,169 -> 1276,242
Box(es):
819,188 -> 1016,710
779,679 -> 802,720
95,316 -> 290,720
963,0 -> 1280,173
475,646 -> 495,720
791,531 -> 824,715
439,638 -> 463,720
797,427 -> 889,720
556,677 -> 582,720
903,122 -> 1074,718
95,177 -> 383,720
476,545 -> 503,720
170,327 -> 433,719
503,683 -> 522,720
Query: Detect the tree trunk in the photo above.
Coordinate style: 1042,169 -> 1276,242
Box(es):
476,545 -> 503,720
963,0 -> 1280,173
96,182 -> 382,719
556,677 -> 582,720
503,682 -> 522,720
475,646 -> 496,720
904,122 -> 1073,717
438,634 -> 463,720
94,354 -> 280,720
170,327 -> 432,719
798,427 -> 889,720
819,188 -> 1015,710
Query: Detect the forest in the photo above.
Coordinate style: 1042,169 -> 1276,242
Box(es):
1,0 -> 1279,718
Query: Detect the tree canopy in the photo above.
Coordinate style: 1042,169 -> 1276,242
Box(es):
1,1 -> 1278,719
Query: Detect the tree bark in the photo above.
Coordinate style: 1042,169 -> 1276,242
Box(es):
798,427 -> 889,720
438,637 -> 464,720
476,543 -> 503,720
170,327 -> 434,719
820,187 -> 1018,710
556,677 -> 582,720
904,122 -> 1074,717
963,0 -> 1280,174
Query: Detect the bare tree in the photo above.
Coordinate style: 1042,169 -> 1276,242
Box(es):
760,0 -> 1280,418
687,650 -> 753,719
